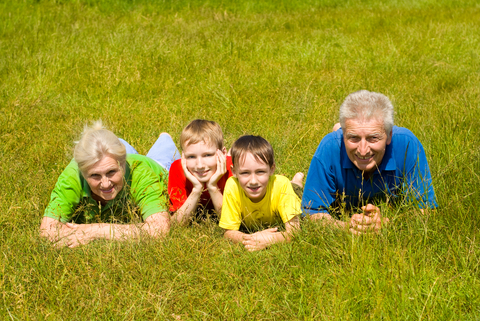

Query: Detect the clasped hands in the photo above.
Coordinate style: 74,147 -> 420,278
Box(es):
241,228 -> 281,252
348,204 -> 389,235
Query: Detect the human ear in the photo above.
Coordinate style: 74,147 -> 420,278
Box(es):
221,146 -> 227,155
386,130 -> 393,145
231,164 -> 236,177
270,163 -> 276,174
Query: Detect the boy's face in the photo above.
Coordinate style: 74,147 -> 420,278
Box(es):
232,152 -> 275,203
183,140 -> 220,183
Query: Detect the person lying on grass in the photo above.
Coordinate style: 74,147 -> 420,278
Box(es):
219,135 -> 304,251
168,119 -> 233,224
40,121 -> 179,247
302,90 -> 437,234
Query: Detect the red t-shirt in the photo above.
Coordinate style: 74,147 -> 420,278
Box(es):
168,156 -> 233,212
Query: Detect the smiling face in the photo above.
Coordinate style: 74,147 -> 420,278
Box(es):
343,118 -> 392,177
232,152 -> 275,203
84,155 -> 124,204
183,140 -> 220,183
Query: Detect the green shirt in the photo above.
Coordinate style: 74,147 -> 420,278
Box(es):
44,154 -> 168,223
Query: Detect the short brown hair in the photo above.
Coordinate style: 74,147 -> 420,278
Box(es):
231,135 -> 275,169
180,119 -> 224,150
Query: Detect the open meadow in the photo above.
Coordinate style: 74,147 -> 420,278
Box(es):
1,0 -> 480,319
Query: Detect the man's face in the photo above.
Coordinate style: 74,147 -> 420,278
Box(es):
232,152 -> 275,203
183,140 -> 219,183
343,118 -> 392,176
85,155 -> 124,203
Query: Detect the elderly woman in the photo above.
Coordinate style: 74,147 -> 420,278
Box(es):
40,121 -> 180,247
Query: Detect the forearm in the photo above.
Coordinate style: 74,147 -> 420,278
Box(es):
224,229 -> 247,243
282,216 -> 300,242
109,212 -> 171,240
39,217 -> 114,245
261,230 -> 290,246
310,213 -> 348,229
256,227 -> 296,246
245,227 -> 294,251
206,185 -> 224,216
74,223 -> 119,241
173,189 -> 202,225
40,213 -> 170,247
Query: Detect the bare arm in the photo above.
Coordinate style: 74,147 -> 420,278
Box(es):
173,188 -> 202,225
205,150 -> 227,216
40,212 -> 170,248
226,216 -> 301,252
224,229 -> 248,244
173,154 -> 204,225
310,213 -> 349,229
310,204 -> 388,234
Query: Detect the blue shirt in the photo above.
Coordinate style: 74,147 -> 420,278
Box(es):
301,126 -> 437,215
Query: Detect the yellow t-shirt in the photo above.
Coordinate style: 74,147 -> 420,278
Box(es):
219,175 -> 301,231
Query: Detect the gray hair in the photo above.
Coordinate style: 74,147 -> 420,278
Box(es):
74,120 -> 126,175
339,90 -> 394,134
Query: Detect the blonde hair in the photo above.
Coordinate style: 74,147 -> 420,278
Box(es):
339,90 -> 394,135
180,119 -> 224,150
74,120 -> 126,174
231,135 -> 275,169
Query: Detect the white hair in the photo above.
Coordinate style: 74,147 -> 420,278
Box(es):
74,120 -> 126,175
339,90 -> 394,135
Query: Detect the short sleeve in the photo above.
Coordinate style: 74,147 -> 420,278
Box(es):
219,177 -> 243,231
401,135 -> 438,208
129,161 -> 169,220
168,159 -> 189,212
301,135 -> 340,215
276,177 -> 302,223
44,160 -> 83,223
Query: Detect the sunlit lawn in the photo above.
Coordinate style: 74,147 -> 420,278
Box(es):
1,0 -> 480,319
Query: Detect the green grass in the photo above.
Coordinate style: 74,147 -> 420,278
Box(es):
1,0 -> 480,319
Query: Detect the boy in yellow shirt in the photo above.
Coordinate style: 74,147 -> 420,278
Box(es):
219,135 -> 303,251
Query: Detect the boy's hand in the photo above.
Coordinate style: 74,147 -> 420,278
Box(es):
349,204 -> 389,234
206,149 -> 227,190
181,153 -> 203,192
242,227 -> 279,251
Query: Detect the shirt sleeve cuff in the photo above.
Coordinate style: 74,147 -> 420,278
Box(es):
218,222 -> 240,230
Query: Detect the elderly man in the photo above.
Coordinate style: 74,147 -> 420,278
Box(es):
302,90 -> 437,234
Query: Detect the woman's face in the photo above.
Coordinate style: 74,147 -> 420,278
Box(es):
84,155 -> 124,203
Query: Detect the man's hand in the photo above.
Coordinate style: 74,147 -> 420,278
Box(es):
206,149 -> 227,191
242,227 -> 279,252
181,153 -> 203,192
349,204 -> 389,235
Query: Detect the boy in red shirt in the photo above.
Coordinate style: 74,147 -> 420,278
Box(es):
168,119 -> 233,224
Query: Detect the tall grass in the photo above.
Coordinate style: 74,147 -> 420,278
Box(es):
1,0 -> 479,319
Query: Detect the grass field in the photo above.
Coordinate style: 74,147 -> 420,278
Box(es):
1,0 -> 480,319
